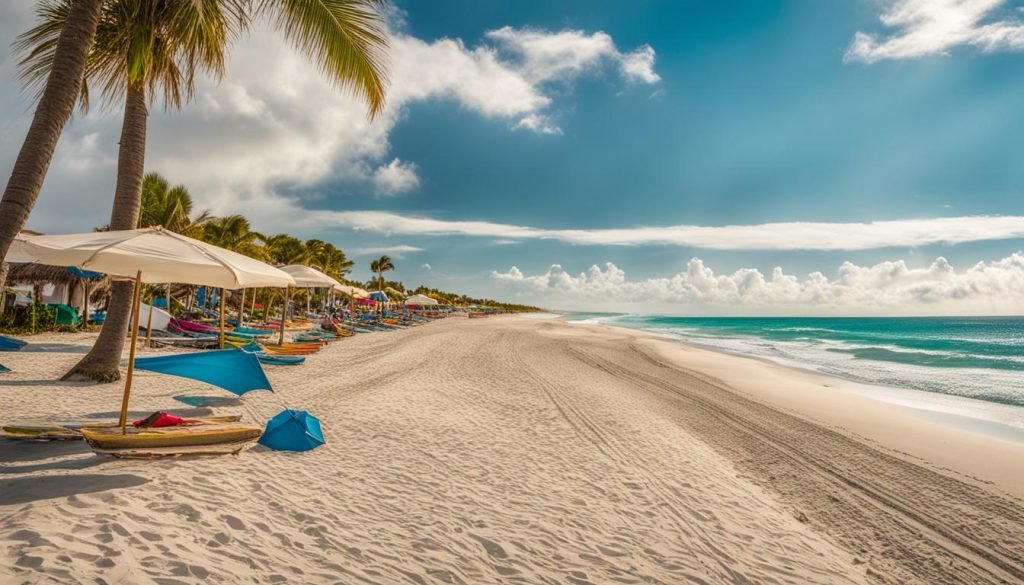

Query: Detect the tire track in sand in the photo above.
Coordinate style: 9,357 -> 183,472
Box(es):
565,341 -> 1024,585
506,331 -> 769,584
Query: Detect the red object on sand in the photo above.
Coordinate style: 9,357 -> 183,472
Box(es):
132,412 -> 185,428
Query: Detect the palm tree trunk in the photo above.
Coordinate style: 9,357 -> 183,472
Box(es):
0,262 -> 8,309
63,85 -> 148,382
0,0 -> 102,289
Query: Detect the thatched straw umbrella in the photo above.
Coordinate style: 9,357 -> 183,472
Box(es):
6,263 -> 111,320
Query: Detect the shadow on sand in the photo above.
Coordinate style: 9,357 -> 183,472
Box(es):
0,438 -> 90,463
173,395 -> 242,408
19,344 -> 90,354
0,379 -> 97,388
0,474 -> 149,506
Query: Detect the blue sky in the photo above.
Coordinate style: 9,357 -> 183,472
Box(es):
4,1 -> 1024,314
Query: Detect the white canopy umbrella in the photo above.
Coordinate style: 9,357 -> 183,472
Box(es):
278,264 -> 341,288
405,294 -> 438,306
334,284 -> 369,299
276,265 -> 342,339
4,233 -> 37,263
18,227 -> 294,288
16,227 -> 295,432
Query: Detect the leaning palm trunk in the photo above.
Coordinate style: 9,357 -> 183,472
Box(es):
63,86 -> 148,382
0,0 -> 103,290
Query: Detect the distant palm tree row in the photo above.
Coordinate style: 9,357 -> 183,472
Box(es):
0,0 -> 389,382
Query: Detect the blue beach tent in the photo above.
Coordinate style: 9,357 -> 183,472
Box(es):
134,349 -> 272,396
369,291 -> 389,303
259,409 -> 325,452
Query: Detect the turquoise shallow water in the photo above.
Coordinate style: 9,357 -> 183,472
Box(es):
565,313 -> 1024,409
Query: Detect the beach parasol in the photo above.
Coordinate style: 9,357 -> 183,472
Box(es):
277,265 -> 341,344
16,227 -> 295,432
404,294 -> 438,307
334,284 -> 369,298
4,233 -> 38,263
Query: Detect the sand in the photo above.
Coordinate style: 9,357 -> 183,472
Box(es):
1,315 -> 1022,584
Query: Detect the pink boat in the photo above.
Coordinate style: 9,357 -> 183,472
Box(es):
169,318 -> 220,335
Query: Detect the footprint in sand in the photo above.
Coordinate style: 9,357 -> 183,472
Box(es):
470,534 -> 509,559
15,555 -> 44,569
222,515 -> 246,531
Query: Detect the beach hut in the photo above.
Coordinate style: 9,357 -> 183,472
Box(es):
5,263 -> 110,322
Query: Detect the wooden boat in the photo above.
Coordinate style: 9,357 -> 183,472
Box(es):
255,353 -> 305,366
259,343 -> 322,355
2,415 -> 243,442
80,422 -> 261,451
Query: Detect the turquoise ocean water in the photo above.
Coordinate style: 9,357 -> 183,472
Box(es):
565,314 -> 1024,425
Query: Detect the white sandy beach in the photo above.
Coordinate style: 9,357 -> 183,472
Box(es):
2,315 -> 1023,584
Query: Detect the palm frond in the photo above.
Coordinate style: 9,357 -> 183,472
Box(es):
258,0 -> 389,118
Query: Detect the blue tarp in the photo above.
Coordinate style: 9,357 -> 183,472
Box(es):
134,349 -> 272,396
369,291 -> 389,303
0,335 -> 27,352
259,409 -> 324,452
66,266 -> 105,280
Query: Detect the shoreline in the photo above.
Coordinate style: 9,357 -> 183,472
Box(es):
563,316 -> 1024,499
565,314 -> 1024,444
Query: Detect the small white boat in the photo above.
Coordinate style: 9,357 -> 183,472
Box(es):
138,302 -> 171,331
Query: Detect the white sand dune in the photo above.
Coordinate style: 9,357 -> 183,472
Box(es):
1,316 -> 1022,584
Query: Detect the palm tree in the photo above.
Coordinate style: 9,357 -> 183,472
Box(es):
369,254 -> 393,291
19,0 -> 389,381
305,239 -> 353,280
17,0 -> 244,382
201,215 -> 263,257
0,0 -> 103,303
138,172 -> 212,236
262,234 -> 308,266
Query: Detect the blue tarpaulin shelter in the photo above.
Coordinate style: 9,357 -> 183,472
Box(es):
134,349 -> 272,396
0,335 -> 27,352
259,409 -> 324,452
369,291 -> 388,303
66,266 -> 105,280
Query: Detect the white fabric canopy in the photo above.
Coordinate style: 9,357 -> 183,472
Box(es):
279,264 -> 341,288
405,294 -> 438,306
4,233 -> 38,263
334,284 -> 369,298
15,227 -> 295,288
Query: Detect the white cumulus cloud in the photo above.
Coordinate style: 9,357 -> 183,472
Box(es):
485,27 -> 660,85
492,253 -> 1024,315
0,3 -> 659,234
350,245 -> 423,257
371,158 -> 420,196
307,210 -> 1024,251
846,0 -> 1024,63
